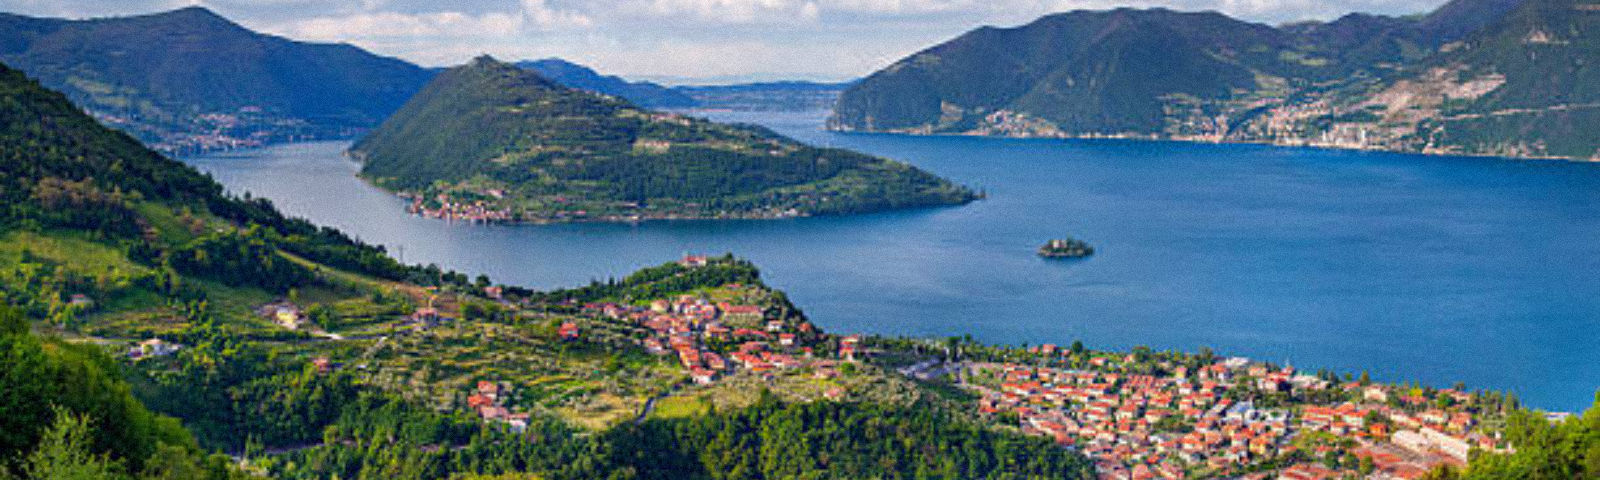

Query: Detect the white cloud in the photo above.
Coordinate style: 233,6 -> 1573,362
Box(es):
523,0 -> 592,29
272,11 -> 524,39
265,0 -> 591,43
629,0 -> 810,24
0,0 -> 1453,80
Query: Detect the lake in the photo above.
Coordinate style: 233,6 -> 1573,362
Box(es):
187,111 -> 1600,412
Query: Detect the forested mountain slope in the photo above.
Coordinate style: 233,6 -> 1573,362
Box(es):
832,0 -> 1600,161
0,7 -> 432,153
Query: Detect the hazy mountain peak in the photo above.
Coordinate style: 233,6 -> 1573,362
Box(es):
514,57 -> 697,108
1418,0 -> 1527,42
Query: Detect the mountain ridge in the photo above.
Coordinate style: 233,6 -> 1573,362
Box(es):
831,0 -> 1600,161
517,57 -> 699,108
0,6 -> 434,153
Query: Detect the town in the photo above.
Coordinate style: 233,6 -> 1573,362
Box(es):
112,254 -> 1544,480
443,255 -> 1523,480
954,351 -> 1511,480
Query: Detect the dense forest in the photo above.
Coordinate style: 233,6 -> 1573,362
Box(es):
0,306 -> 247,479
269,392 -> 1092,480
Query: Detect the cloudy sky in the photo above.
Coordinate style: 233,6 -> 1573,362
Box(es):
2,0 -> 1451,83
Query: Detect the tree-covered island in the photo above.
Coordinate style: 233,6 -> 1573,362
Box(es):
350,56 -> 978,224
1039,237 -> 1095,258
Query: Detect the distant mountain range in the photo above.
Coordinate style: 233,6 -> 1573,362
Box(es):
679,81 -> 854,112
0,5 -> 846,154
832,0 -> 1600,161
352,57 -> 974,222
517,58 -> 698,108
0,7 -> 432,153
519,58 -> 851,111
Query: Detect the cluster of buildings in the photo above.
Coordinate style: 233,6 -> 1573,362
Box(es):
975,359 -> 1295,479
577,278 -> 849,387
965,352 -> 1503,480
406,192 -> 513,223
465,380 -> 533,431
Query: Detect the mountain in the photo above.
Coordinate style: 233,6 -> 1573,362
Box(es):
0,7 -> 433,153
1365,0 -> 1600,158
831,8 -> 1299,135
517,58 -> 698,108
1415,0 -> 1529,42
831,0 -> 1600,161
680,80 -> 854,111
353,56 -> 976,222
518,58 -> 851,112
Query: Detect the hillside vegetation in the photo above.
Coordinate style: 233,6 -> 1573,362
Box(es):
353,57 -> 975,223
0,59 -> 1086,480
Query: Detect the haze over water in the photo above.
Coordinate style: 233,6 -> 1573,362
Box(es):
187,111 -> 1600,412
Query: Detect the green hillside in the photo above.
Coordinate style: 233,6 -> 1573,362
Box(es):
352,56 -> 975,223
831,0 -> 1600,161
0,58 -> 441,479
0,59 -> 1088,479
1412,0 -> 1600,158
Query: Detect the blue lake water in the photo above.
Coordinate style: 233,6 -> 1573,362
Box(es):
187,111 -> 1600,412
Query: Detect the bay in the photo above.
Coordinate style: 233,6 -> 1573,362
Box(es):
186,111 -> 1600,412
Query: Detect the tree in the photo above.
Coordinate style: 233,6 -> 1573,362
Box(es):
20,409 -> 122,480
307,305 -> 336,331
1422,464 -> 1459,480
139,444 -> 208,480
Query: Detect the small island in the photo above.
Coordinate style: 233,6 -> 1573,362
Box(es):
1038,238 -> 1094,258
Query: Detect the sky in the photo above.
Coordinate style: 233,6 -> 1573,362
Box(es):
1,0 -> 1452,83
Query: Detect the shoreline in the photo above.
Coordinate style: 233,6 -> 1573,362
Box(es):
344,153 -> 981,226
361,180 -> 980,227
826,126 -> 1600,165
380,196 -> 981,226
